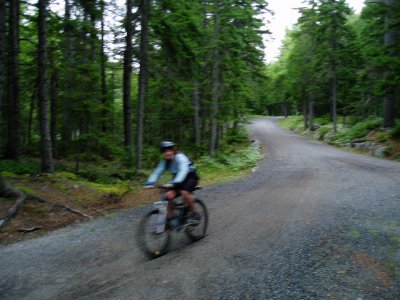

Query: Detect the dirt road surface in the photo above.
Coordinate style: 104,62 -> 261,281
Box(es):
1,118 -> 399,299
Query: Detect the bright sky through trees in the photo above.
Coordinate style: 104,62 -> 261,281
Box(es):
264,0 -> 365,62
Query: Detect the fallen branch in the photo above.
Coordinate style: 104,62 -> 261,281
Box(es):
18,226 -> 42,233
85,206 -> 107,216
0,178 -> 27,228
0,176 -> 93,229
27,194 -> 93,220
0,192 -> 26,228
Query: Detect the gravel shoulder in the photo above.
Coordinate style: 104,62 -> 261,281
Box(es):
1,117 -> 399,300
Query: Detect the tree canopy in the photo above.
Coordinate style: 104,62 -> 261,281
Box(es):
0,0 -> 399,173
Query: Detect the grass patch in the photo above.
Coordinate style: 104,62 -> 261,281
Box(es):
277,115 -> 400,160
278,116 -> 304,131
389,119 -> 400,140
197,143 -> 263,185
334,117 -> 383,143
0,158 -> 40,175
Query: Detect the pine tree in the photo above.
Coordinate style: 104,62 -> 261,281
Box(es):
136,0 -> 149,172
4,0 -> 20,159
38,0 -> 54,173
123,0 -> 135,162
0,0 -> 6,144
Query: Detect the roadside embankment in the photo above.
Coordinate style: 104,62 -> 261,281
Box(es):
279,116 -> 400,161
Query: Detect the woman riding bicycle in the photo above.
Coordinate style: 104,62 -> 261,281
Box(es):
144,141 -> 201,225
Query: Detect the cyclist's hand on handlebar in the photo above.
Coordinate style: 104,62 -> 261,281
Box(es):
144,182 -> 155,189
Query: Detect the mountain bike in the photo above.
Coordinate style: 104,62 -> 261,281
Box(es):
137,185 -> 208,258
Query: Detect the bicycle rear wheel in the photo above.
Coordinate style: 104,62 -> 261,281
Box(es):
185,198 -> 208,241
137,210 -> 171,258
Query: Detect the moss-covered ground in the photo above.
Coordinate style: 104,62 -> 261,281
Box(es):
0,129 -> 263,244
278,116 -> 400,161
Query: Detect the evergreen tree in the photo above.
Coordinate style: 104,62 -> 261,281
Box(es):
38,0 -> 54,173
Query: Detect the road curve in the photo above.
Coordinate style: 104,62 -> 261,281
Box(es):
1,118 -> 399,299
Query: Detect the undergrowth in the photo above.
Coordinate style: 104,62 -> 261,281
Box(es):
0,127 -> 263,189
278,115 -> 400,159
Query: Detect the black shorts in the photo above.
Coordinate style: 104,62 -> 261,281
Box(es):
173,172 -> 199,192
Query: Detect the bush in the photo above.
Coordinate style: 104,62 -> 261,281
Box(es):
314,115 -> 331,126
78,167 -> 119,184
389,120 -> 400,140
317,126 -> 332,139
278,116 -> 303,131
225,127 -> 248,144
0,158 -> 39,175
334,117 -> 383,143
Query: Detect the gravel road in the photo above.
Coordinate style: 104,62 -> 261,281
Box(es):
1,118 -> 399,300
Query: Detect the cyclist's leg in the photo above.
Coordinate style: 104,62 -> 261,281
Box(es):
181,190 -> 197,214
165,190 -> 177,219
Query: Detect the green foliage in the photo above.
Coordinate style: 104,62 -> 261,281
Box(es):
0,159 -> 39,175
198,143 -> 262,174
317,126 -> 331,139
86,182 -> 131,197
55,171 -> 78,181
314,115 -> 331,126
224,128 -> 249,145
334,117 -> 382,143
1,171 -> 17,178
389,120 -> 400,140
263,0 -> 400,129
278,116 -> 304,131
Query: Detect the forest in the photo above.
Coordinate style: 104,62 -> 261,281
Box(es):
0,0 -> 268,176
0,0 -> 399,176
265,0 -> 400,135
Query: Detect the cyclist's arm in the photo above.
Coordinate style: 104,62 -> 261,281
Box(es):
171,154 -> 190,184
145,160 -> 166,185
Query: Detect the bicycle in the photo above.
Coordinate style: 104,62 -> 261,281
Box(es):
137,185 -> 208,258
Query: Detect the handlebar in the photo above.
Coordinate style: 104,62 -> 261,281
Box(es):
144,185 -> 172,190
144,185 -> 202,191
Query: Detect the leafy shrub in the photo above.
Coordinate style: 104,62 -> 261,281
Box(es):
198,143 -> 262,174
317,126 -> 332,139
55,171 -> 78,181
278,116 -> 304,131
0,159 -> 39,174
314,115 -> 331,126
334,117 -> 383,143
225,128 -> 249,144
78,168 -> 118,184
376,132 -> 389,142
389,120 -> 400,140
142,146 -> 161,169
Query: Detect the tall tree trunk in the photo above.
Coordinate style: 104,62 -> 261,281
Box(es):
136,0 -> 149,172
0,0 -> 5,140
27,76 -> 39,146
209,11 -> 220,156
331,17 -> 338,134
193,81 -> 201,146
4,0 -> 20,159
38,0 -> 54,173
61,0 -> 72,146
308,93 -> 314,131
80,12 -> 90,144
332,70 -> 337,133
383,0 -> 396,128
123,0 -> 134,161
201,105 -> 207,143
303,96 -> 308,129
50,70 -> 58,158
283,101 -> 288,118
100,0 -> 107,133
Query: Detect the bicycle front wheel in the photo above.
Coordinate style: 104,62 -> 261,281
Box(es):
137,210 -> 171,258
185,198 -> 208,241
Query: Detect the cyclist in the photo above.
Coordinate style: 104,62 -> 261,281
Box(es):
144,141 -> 200,227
